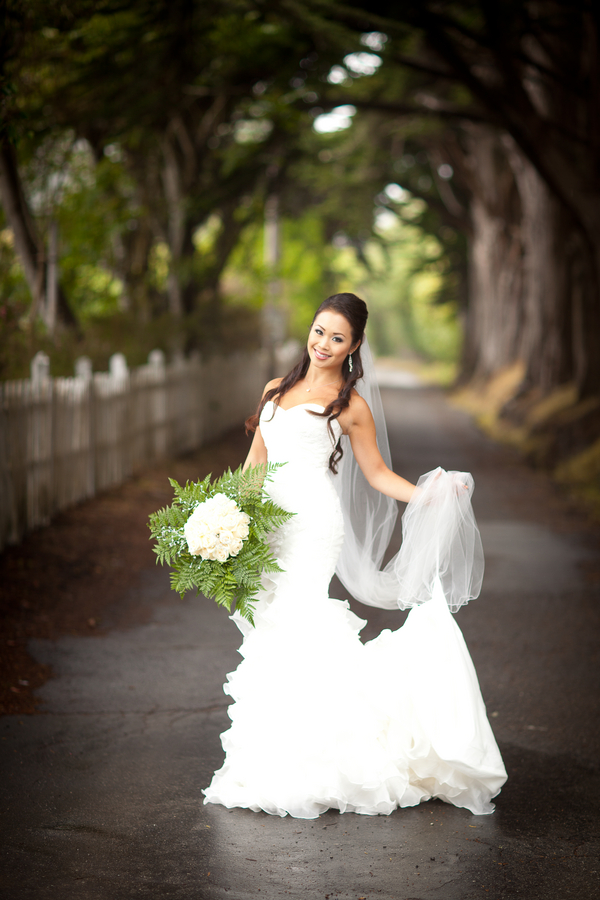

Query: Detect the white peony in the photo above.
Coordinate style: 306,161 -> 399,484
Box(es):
184,494 -> 251,561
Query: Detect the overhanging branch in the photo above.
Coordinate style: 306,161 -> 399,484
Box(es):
316,95 -> 490,124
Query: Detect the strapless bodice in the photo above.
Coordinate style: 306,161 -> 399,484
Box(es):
259,400 -> 342,471
256,399 -> 345,597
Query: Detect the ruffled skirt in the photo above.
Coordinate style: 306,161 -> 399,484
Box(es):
203,577 -> 506,819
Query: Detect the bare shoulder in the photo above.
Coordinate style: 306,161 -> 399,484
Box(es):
339,390 -> 374,432
348,390 -> 373,420
262,377 -> 283,396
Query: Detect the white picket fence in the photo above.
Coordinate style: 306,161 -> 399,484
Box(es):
0,346 -> 286,552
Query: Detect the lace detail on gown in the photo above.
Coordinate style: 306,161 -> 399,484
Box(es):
203,400 -> 506,818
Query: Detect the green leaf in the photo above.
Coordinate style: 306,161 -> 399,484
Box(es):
148,463 -> 294,625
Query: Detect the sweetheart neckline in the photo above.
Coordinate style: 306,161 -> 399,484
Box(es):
265,399 -> 326,413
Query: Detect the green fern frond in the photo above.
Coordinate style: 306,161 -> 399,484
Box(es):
148,462 -> 295,624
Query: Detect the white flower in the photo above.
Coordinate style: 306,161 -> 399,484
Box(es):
202,533 -> 219,554
184,494 -> 251,561
184,509 -> 212,556
221,512 -> 240,531
212,493 -> 234,511
214,545 -> 229,563
232,520 -> 250,540
219,530 -> 235,549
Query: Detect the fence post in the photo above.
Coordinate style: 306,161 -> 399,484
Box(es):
109,353 -> 128,379
148,349 -> 165,369
109,353 -> 129,485
75,356 -> 95,498
75,356 -> 93,381
28,351 -> 53,528
148,350 -> 166,459
30,350 -> 50,384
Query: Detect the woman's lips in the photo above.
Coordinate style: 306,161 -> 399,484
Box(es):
314,349 -> 330,360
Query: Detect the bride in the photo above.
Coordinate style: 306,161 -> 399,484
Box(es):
203,292 -> 507,819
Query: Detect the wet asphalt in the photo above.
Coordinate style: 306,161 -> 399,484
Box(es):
1,385 -> 599,899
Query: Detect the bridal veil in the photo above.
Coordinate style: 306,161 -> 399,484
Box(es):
333,338 -> 485,613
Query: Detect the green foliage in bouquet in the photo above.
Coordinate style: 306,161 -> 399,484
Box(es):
148,463 -> 294,624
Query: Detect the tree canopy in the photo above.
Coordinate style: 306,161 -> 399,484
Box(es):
1,0 -> 599,452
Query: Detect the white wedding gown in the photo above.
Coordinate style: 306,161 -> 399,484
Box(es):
203,400 -> 507,818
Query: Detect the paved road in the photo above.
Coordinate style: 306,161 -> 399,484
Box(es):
2,385 -> 599,899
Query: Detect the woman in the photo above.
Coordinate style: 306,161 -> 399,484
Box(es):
203,293 -> 506,819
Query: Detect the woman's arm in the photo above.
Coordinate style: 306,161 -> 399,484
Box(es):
342,395 -> 416,503
242,377 -> 282,470
243,427 -> 268,470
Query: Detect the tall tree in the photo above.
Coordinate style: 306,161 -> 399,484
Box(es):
0,0 -> 77,328
57,0 -> 336,320
1,0 -> 332,329
287,0 -> 600,398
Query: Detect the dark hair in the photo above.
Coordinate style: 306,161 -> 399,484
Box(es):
245,292 -> 368,472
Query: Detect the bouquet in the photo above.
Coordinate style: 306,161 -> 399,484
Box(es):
148,463 -> 294,624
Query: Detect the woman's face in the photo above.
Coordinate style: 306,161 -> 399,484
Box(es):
307,309 -> 358,372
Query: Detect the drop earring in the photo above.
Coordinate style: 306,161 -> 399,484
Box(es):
348,353 -> 353,373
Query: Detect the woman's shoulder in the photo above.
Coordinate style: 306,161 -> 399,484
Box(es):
347,389 -> 371,417
262,377 -> 283,397
338,389 -> 372,431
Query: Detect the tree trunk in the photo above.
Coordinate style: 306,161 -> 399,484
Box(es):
161,134 -> 185,318
457,127 -> 525,382
576,233 -> 600,398
503,138 -> 576,393
464,194 -> 524,381
0,139 -> 77,328
45,219 -> 58,335
0,138 -> 43,304
455,125 -> 593,399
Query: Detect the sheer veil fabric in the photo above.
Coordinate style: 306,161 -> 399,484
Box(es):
334,338 -> 484,613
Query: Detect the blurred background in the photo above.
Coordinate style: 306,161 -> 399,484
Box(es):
1,0 -> 599,529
